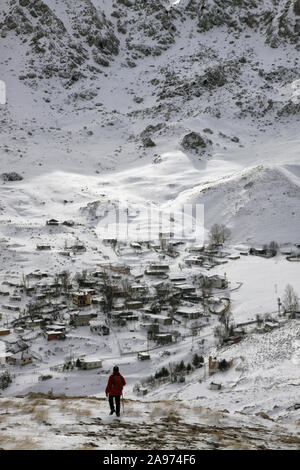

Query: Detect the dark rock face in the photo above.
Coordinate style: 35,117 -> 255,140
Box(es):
1,172 -> 23,181
277,100 -> 300,117
140,123 -> 165,139
183,0 -> 300,48
0,0 -> 119,87
142,137 -> 156,147
181,132 -> 209,154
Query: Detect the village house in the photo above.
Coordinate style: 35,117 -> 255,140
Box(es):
101,263 -> 130,275
264,321 -> 280,332
131,284 -> 147,296
45,323 -> 66,334
208,356 -> 219,376
125,300 -> 144,310
78,278 -> 97,289
72,291 -> 91,307
149,262 -> 170,272
83,288 -> 97,296
26,319 -> 43,328
46,219 -> 59,226
0,352 -> 13,365
185,257 -> 203,266
7,350 -> 33,366
176,284 -> 196,295
170,275 -> 187,283
0,328 -> 10,336
9,295 -> 21,302
71,243 -> 86,253
130,242 -> 142,250
59,251 -> 71,257
2,304 -> 20,312
45,330 -> 66,341
249,246 -> 275,258
36,245 -> 51,251
137,352 -> 150,361
142,313 -> 173,326
159,231 -> 174,240
69,311 -> 97,327
188,245 -> 204,253
175,308 -> 200,320
91,295 -> 106,306
208,274 -> 228,289
144,268 -> 169,277
76,357 -> 102,370
119,311 -> 139,321
112,298 -> 126,311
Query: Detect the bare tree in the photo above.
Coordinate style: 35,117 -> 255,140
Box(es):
208,223 -> 231,246
101,272 -> 118,313
20,273 -> 29,290
214,308 -> 234,344
268,241 -> 279,256
61,270 -> 71,294
282,284 -> 299,316
121,277 -> 132,300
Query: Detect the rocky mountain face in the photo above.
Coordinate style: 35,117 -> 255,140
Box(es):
183,0 -> 300,47
1,0 -> 299,88
1,0 -> 119,86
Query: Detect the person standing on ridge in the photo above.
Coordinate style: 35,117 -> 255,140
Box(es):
105,365 -> 126,417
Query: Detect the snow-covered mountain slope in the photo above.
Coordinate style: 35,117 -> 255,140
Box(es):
1,0 -> 300,243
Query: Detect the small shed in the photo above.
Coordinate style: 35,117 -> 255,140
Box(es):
209,382 -> 222,390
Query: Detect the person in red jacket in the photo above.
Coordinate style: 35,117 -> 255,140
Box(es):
105,365 -> 126,417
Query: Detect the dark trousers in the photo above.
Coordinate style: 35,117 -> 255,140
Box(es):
109,395 -> 121,414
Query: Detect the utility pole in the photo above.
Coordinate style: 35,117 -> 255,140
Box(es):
277,297 -> 282,316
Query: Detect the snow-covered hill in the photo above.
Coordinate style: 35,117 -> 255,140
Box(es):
0,393 -> 299,450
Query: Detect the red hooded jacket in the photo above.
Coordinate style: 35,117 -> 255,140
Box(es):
105,371 -> 126,396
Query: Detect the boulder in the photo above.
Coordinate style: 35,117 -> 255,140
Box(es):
181,132 -> 208,154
